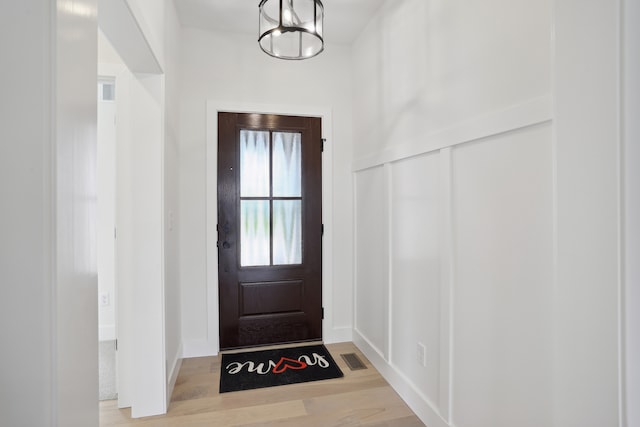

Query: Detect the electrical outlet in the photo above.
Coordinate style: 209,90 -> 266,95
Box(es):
99,292 -> 110,307
416,342 -> 427,367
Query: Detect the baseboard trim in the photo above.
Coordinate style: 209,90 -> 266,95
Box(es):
354,330 -> 451,427
324,325 -> 353,344
166,342 -> 183,406
183,339 -> 219,358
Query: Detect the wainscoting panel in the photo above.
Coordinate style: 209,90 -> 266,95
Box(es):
389,152 -> 442,407
354,165 -> 389,360
451,123 -> 554,427
353,120 -> 555,427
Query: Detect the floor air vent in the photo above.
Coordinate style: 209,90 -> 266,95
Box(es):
340,353 -> 367,371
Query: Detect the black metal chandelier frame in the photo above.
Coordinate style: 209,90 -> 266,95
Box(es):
258,0 -> 325,60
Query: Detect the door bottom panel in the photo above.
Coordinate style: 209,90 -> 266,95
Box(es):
238,312 -> 319,348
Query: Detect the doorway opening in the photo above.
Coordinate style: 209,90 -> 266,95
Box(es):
97,76 -> 118,401
217,112 -> 323,350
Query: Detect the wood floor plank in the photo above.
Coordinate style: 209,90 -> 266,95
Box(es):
139,400 -> 307,427
99,342 -> 425,427
239,387 -> 422,427
302,386 -> 420,424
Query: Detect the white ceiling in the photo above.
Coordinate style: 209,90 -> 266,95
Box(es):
173,0 -> 384,45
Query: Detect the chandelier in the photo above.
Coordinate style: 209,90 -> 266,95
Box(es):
258,0 -> 324,60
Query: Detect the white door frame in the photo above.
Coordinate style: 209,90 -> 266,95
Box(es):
194,101 -> 345,357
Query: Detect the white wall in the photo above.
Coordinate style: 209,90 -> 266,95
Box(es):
354,166 -> 388,358
111,58 -> 136,409
451,125 -> 553,427
553,1 -> 621,425
179,28 -> 354,356
352,0 -> 550,162
0,5 -> 54,424
390,153 -> 441,407
98,36 -> 166,415
352,0 -> 623,426
98,0 -> 183,416
162,0 -> 184,404
127,0 -> 166,71
127,73 -> 167,418
624,0 -> 640,425
0,1 -> 98,426
353,1 -> 553,426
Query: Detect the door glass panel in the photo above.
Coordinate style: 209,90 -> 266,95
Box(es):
241,200 -> 271,266
272,132 -> 302,197
240,130 -> 270,197
273,200 -> 302,265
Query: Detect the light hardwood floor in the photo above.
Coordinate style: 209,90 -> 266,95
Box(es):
99,342 -> 426,426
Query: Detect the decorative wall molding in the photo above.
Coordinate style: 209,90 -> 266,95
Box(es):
353,122 -> 554,426
353,95 -> 552,172
438,148 -> 454,424
354,149 -> 454,426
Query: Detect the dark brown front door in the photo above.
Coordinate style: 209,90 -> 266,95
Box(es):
217,112 -> 323,350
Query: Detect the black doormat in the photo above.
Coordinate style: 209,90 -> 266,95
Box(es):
219,344 -> 344,393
